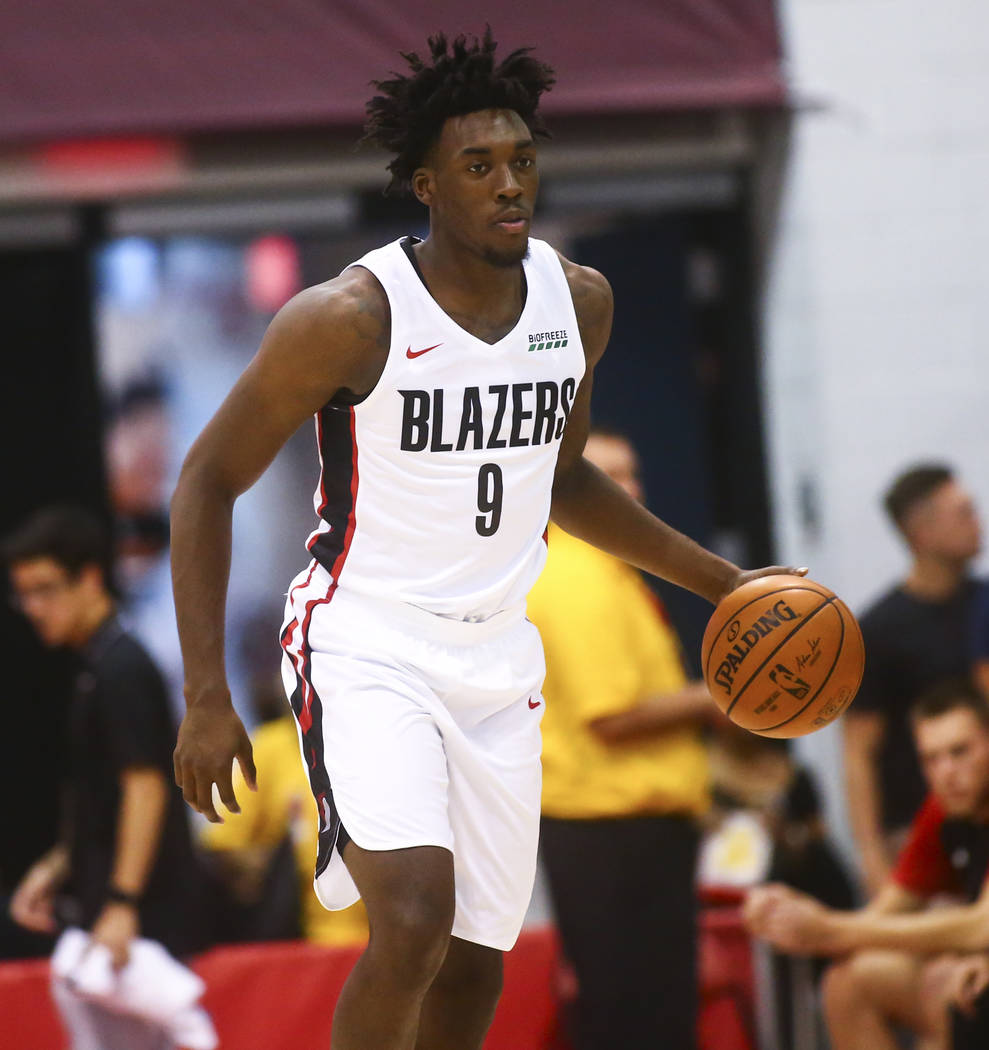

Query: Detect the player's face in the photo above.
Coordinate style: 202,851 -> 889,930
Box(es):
915,708 -> 989,817
582,435 -> 644,504
910,481 -> 982,562
417,108 -> 539,267
9,557 -> 92,647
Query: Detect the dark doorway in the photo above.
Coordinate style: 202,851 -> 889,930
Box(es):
574,200 -> 771,672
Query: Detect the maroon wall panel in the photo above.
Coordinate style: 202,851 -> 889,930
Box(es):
0,1 -> 784,145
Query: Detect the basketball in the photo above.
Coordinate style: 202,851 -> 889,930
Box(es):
701,574 -> 865,738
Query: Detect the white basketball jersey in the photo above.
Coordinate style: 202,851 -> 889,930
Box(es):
303,236 -> 586,621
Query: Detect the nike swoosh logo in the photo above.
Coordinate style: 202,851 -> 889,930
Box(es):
406,343 -> 442,359
528,697 -> 541,710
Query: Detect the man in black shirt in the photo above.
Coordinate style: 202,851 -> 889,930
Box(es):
747,681 -> 989,1050
5,507 -> 208,1048
845,464 -> 983,895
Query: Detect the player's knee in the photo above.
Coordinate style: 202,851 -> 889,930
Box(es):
434,942 -> 504,1003
470,951 -> 504,1003
371,888 -> 455,976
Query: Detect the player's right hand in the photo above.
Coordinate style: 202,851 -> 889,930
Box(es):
174,695 -> 257,823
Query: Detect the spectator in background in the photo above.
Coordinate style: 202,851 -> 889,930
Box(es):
0,601 -> 70,962
104,374 -> 185,721
845,464 -> 982,895
705,729 -> 855,1049
201,610 -> 367,947
4,507 -> 209,1050
746,681 -> 989,1050
527,427 -> 712,1050
706,729 -> 855,910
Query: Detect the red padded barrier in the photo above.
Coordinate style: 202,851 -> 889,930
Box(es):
0,927 -> 560,1050
1,957 -> 66,1049
0,915 -> 754,1049
698,907 -> 757,1050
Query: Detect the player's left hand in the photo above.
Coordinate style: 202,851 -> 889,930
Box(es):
744,882 -> 844,956
174,696 -> 257,823
720,566 -> 809,604
89,901 -> 139,970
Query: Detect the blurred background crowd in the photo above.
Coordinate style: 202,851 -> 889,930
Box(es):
2,2 -> 989,1048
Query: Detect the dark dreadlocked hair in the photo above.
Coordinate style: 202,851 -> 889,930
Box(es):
363,28 -> 555,197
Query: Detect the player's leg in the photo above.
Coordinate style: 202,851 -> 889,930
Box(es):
281,583 -> 467,1048
290,593 -> 540,1049
331,842 -> 455,1050
414,936 -> 503,1050
409,615 -> 545,1050
822,949 -> 947,1050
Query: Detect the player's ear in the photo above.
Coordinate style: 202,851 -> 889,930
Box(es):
412,167 -> 435,206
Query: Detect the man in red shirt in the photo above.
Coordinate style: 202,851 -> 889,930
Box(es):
746,681 -> 989,1050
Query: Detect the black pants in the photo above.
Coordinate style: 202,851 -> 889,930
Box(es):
540,814 -> 700,1050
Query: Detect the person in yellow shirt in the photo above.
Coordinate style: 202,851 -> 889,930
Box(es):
202,714 -> 367,947
527,427 -> 713,1050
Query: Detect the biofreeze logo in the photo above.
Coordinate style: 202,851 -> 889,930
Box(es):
528,329 -> 568,352
713,601 -> 801,696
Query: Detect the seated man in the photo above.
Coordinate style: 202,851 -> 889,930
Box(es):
746,680 -> 989,1050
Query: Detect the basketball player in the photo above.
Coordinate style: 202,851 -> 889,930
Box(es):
171,31 -> 802,1050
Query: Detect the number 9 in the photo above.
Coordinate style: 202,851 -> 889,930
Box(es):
476,463 -> 503,537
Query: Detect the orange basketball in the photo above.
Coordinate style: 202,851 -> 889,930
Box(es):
701,574 -> 865,738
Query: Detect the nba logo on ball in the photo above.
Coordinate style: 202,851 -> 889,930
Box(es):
701,575 -> 865,738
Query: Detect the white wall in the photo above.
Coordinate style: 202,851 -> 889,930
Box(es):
765,0 -> 989,863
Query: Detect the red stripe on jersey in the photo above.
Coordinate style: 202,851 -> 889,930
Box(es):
280,559 -> 319,652
285,407 -> 360,734
306,412 -> 329,552
330,408 -> 360,581
294,583 -> 333,733
309,405 -> 358,567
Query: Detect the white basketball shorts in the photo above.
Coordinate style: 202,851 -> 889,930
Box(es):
279,561 -> 546,952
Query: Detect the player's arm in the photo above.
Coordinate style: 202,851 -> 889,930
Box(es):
550,257 -> 800,605
842,709 -> 892,895
171,269 -> 389,823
